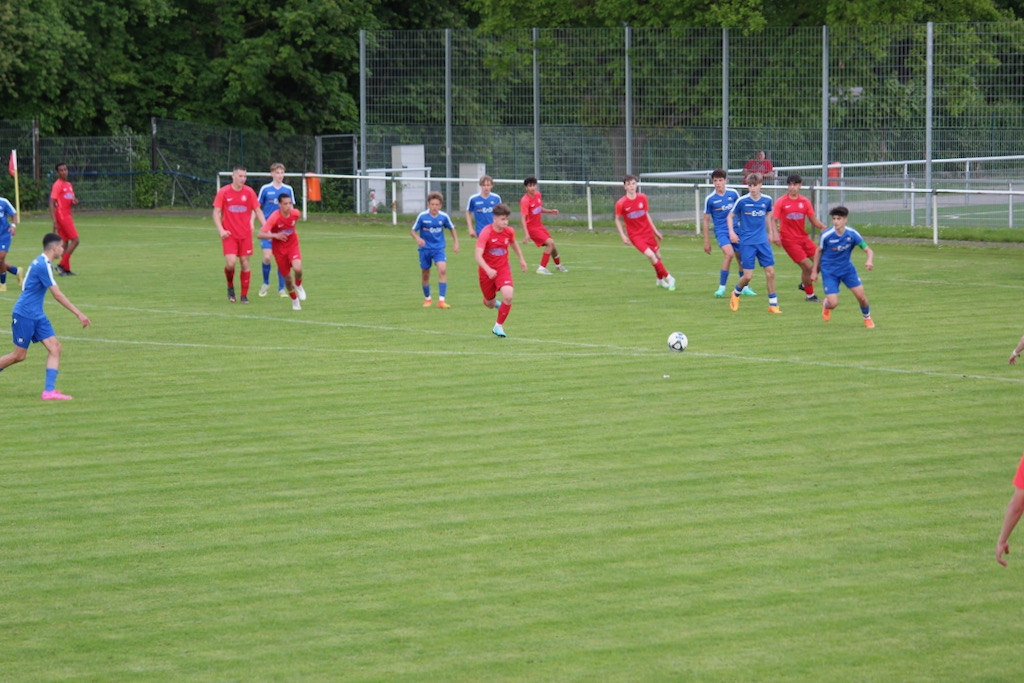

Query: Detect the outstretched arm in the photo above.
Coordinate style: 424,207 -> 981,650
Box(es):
998,486 -> 1024,565
48,285 -> 91,327
1010,333 -> 1024,365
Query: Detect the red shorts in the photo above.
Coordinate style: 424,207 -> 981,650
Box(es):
274,248 -> 302,277
55,216 -> 78,241
781,232 -> 817,263
629,232 -> 658,255
526,225 -> 551,247
221,234 -> 254,257
479,265 -> 513,301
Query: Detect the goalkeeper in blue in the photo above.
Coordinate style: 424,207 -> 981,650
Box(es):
811,206 -> 875,328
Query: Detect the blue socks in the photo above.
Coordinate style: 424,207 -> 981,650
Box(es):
720,269 -> 729,287
439,282 -> 447,299
861,305 -> 871,317
45,368 -> 58,392
422,285 -> 430,299
262,262 -> 271,285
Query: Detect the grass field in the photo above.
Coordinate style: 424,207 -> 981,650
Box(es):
2,211 -> 1024,681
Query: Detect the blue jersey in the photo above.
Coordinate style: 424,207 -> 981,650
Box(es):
729,193 -> 773,245
0,197 -> 16,236
257,183 -> 295,218
412,211 -> 455,249
466,192 -> 502,233
704,189 -> 739,233
818,226 -> 867,273
12,253 -> 57,319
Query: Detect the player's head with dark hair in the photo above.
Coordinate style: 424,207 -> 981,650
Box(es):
524,176 -> 538,187
711,169 -> 727,180
623,174 -> 639,184
427,191 -> 443,204
787,174 -> 802,185
233,164 -> 246,172
55,162 -> 68,172
492,203 -> 511,217
43,232 -> 62,250
278,194 -> 293,206
829,205 -> 849,218
480,175 -> 493,186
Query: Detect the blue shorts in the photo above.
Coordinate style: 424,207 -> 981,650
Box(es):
822,265 -> 861,295
714,230 -> 734,250
0,234 -> 11,253
260,238 -> 273,250
738,242 -> 775,271
418,247 -> 446,270
12,314 -> 55,349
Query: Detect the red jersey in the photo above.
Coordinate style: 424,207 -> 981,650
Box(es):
773,194 -> 817,239
1014,453 -> 1024,489
262,208 -> 301,253
615,193 -> 655,238
50,180 -> 76,217
742,158 -> 775,181
520,190 -> 545,234
213,183 -> 260,237
476,224 -> 515,270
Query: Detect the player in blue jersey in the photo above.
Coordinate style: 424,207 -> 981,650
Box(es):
0,233 -> 91,400
812,205 -> 875,328
0,195 -> 22,292
465,175 -> 502,238
702,169 -> 755,298
727,173 -> 781,314
256,163 -> 295,297
412,191 -> 460,308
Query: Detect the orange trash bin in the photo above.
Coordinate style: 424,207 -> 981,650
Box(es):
305,174 -> 322,201
828,162 -> 842,187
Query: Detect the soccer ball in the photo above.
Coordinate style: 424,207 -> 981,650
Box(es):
667,331 -> 688,352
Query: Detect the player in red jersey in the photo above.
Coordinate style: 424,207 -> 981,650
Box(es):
49,163 -> 80,276
257,194 -> 305,311
519,176 -> 567,275
772,174 -> 828,302
614,174 -> 676,291
475,203 -> 527,337
213,165 -> 265,304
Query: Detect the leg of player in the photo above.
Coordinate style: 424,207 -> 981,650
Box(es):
224,253 -> 238,302
822,292 -> 839,321
549,240 -> 566,272
0,344 -> 28,371
851,284 -> 873,328
716,245 -> 734,297
238,255 -> 251,304
645,247 -> 674,291
61,236 -> 80,275
493,284 -> 514,338
260,248 -> 273,297
765,265 -> 781,313
284,272 -> 301,311
729,260 -> 753,312
421,267 -> 432,307
798,257 -> 818,302
292,259 -> 305,302
436,261 -> 450,309
40,335 -> 72,400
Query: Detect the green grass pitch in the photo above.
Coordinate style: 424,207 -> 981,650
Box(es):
2,211 -> 1024,681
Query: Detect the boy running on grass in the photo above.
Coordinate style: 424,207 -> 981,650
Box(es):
702,169 -> 755,298
615,175 -> 675,291
727,173 -> 781,314
812,206 -> 875,328
0,232 -> 91,400
773,173 -> 829,303
520,176 -> 567,275
257,195 -> 306,311
475,203 -> 527,338
411,192 -> 459,308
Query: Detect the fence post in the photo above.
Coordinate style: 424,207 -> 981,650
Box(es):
932,190 -> 939,245
925,22 -> 934,226
1010,181 -> 1014,229
33,120 -> 40,181
586,181 -> 593,231
694,185 -> 701,235
533,28 -> 540,180
821,25 -> 830,211
911,180 -> 916,226
445,28 -> 453,214
721,28 -> 729,171
625,25 -> 633,176
358,29 -> 367,214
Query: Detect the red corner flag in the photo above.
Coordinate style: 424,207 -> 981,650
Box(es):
7,150 -> 15,177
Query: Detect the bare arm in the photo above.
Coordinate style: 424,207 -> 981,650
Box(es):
1010,333 -> 1024,365
811,247 -> 822,282
998,487 -> 1024,565
702,214 -> 712,253
474,246 -> 492,275
213,207 -> 229,238
48,285 -> 91,327
727,212 -> 738,244
465,211 -> 476,238
511,238 -> 528,272
614,216 -> 629,244
863,245 -> 874,271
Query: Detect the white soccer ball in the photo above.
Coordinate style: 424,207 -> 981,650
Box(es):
667,331 -> 688,352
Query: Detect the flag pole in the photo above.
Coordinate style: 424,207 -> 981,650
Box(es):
9,150 -> 18,215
